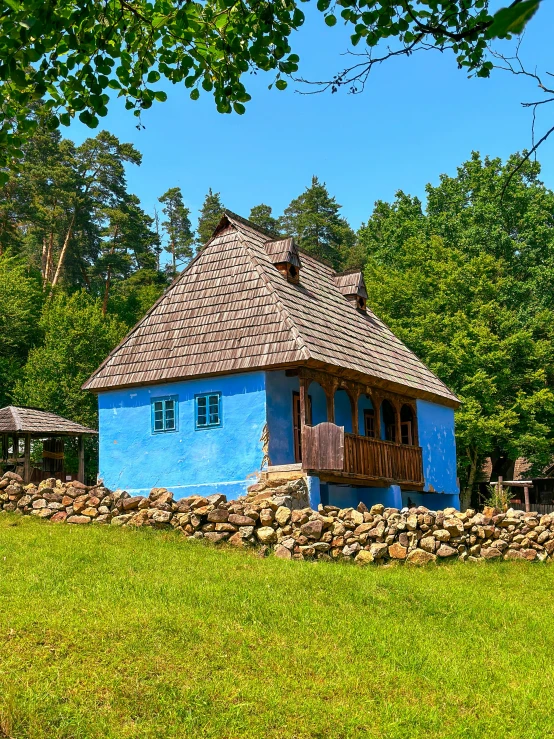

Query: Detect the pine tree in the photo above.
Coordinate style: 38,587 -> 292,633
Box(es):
279,176 -> 355,269
249,204 -> 280,236
96,195 -> 159,315
158,187 -> 194,276
196,188 -> 224,248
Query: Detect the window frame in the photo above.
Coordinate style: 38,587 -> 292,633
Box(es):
401,420 -> 413,446
195,392 -> 222,430
363,408 -> 375,438
151,395 -> 179,434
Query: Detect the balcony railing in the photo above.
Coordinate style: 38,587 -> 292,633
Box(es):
302,422 -> 424,486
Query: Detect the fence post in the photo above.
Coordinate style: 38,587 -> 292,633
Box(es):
524,485 -> 530,513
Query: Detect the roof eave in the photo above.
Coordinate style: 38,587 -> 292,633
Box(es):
82,360 -> 460,408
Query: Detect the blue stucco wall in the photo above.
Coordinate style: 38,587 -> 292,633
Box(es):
310,382 -> 327,426
307,475 -> 321,509
265,371 -> 297,466
98,372 -> 266,497
417,400 -> 459,495
334,389 -> 352,433
401,491 -> 460,510
321,482 -> 403,510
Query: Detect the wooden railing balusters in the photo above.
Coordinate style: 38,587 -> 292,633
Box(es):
303,423 -> 424,486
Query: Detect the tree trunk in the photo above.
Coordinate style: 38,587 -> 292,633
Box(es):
461,447 -> 478,511
49,213 -> 75,295
80,262 -> 91,290
102,264 -> 112,317
43,228 -> 55,287
41,235 -> 48,280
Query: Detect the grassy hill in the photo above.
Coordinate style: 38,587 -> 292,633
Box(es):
0,515 -> 553,739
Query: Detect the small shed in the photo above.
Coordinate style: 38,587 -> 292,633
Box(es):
0,406 -> 97,484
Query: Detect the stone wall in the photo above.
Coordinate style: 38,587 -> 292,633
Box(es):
1,471 -> 551,563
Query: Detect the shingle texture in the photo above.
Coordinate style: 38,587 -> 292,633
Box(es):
84,212 -> 459,405
0,406 -> 97,435
334,271 -> 368,299
265,237 -> 302,268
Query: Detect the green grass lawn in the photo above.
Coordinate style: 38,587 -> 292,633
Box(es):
1,516 -> 553,739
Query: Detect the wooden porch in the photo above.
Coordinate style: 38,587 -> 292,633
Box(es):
302,423 -> 423,487
293,368 -> 425,488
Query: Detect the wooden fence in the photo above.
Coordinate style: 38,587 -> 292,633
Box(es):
510,503 -> 554,515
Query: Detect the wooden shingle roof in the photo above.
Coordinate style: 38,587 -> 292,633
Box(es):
83,212 -> 459,406
265,237 -> 302,268
0,406 -> 97,435
334,271 -> 368,299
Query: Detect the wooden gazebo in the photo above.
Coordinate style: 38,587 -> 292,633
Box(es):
0,406 -> 97,484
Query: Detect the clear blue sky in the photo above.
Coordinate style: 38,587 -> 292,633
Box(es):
68,1 -> 554,233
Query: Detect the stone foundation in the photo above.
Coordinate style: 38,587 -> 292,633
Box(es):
1,472 -> 551,564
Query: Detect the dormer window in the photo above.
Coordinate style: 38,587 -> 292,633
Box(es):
335,271 -> 368,313
265,237 -> 302,284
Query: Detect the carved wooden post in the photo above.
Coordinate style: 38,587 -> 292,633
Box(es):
78,435 -> 85,484
411,403 -> 419,446
324,377 -> 335,424
350,386 -> 360,436
12,434 -> 18,462
524,485 -> 530,513
394,401 -> 401,444
23,434 -> 31,484
325,392 -> 334,423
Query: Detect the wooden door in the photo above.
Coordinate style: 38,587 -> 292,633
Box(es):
293,391 -> 312,463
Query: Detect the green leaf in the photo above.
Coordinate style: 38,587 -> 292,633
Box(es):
153,90 -> 167,102
487,0 -> 541,38
233,102 -> 245,114
190,88 -> 200,100
325,14 -> 337,26
275,79 -> 287,90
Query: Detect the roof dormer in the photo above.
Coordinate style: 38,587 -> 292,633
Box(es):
335,271 -> 368,312
265,237 -> 302,284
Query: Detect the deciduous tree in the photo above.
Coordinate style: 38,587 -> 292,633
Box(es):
0,0 -> 543,173
359,152 -> 554,506
0,253 -> 43,407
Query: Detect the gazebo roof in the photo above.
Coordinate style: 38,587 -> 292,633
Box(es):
0,406 -> 97,436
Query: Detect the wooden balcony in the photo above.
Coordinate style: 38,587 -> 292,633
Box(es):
302,422 -> 424,487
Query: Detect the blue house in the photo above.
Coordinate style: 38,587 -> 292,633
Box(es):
84,212 -> 460,510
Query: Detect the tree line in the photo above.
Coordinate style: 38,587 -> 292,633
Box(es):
1,114 -> 553,503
